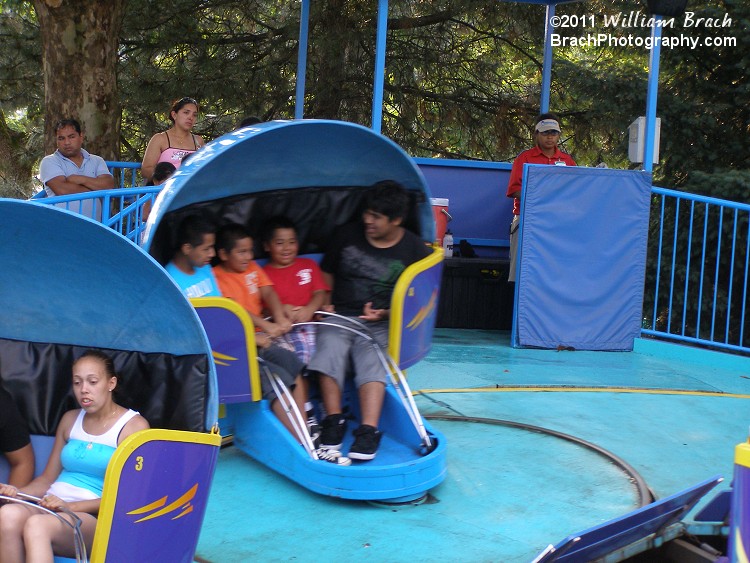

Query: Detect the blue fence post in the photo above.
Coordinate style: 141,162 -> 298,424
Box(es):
295,0 -> 311,120
643,18 -> 663,173
540,3 -> 555,114
371,0 -> 389,133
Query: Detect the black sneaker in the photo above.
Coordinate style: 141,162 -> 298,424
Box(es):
319,414 -> 347,450
348,425 -> 382,461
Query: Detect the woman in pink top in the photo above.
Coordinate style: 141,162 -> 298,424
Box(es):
141,97 -> 205,181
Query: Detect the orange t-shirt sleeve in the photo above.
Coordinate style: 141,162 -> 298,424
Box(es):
212,266 -> 240,301
212,264 -> 267,317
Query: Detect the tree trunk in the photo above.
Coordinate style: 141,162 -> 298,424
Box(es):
308,0 -> 368,121
32,0 -> 126,161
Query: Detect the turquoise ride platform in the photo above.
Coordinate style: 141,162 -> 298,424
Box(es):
225,385 -> 447,501
196,329 -> 749,562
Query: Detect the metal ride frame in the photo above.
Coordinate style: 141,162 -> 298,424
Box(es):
310,311 -> 434,452
261,310 -> 436,465
0,492 -> 88,563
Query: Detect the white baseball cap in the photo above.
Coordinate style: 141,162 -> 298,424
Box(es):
535,119 -> 561,134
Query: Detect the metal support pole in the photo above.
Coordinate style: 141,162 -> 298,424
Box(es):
540,3 -> 555,113
371,0 -> 389,133
295,0 -> 311,120
643,17 -> 663,172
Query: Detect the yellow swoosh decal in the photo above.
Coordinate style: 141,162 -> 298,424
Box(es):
129,483 -> 199,523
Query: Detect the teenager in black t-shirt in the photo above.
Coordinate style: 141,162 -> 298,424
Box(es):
308,181 -> 430,460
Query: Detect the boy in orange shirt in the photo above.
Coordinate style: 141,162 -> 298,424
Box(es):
212,223 -> 313,444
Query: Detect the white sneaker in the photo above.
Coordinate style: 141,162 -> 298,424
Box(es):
307,410 -> 321,446
315,448 -> 351,466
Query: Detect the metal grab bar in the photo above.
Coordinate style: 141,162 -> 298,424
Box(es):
0,491 -> 88,562
294,311 -> 434,453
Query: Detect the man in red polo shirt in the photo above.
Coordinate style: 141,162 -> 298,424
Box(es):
506,113 -> 576,282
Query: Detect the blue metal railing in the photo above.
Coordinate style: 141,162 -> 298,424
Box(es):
31,161 -> 153,243
37,187 -> 161,244
31,163 -> 750,354
643,186 -> 750,353
107,161 -> 141,188
30,161 -> 142,199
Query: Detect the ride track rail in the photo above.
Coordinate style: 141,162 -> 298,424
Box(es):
414,382 -> 749,510
417,407 -> 655,509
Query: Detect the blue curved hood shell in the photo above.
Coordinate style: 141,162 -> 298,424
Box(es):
142,119 -> 435,249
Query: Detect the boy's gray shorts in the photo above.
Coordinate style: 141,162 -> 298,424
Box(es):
258,343 -> 304,401
307,316 -> 389,390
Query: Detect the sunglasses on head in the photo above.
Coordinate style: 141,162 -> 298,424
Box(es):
177,97 -> 198,106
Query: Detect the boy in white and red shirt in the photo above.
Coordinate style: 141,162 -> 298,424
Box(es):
261,216 -> 330,364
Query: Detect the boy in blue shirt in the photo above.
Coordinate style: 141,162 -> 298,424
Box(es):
165,215 -> 221,298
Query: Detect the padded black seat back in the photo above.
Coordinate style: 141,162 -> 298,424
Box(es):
0,339 -> 209,436
149,186 -> 425,265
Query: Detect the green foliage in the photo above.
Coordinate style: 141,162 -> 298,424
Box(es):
0,0 -> 41,115
0,0 -> 41,196
682,169 -> 750,201
654,0 -> 750,188
118,0 -> 302,161
0,0 -> 42,197
0,0 -> 747,194
534,0 -> 750,183
382,1 -> 544,160
0,0 -> 747,349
